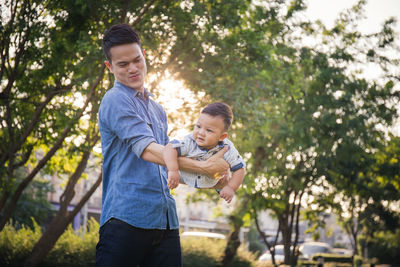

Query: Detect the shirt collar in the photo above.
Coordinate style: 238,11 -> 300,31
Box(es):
115,81 -> 154,99
188,134 -> 227,151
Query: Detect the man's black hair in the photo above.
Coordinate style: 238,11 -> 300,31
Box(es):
102,23 -> 141,62
201,102 -> 233,131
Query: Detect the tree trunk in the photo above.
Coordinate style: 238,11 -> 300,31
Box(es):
220,197 -> 250,267
221,226 -> 242,267
255,211 -> 280,266
291,194 -> 302,265
279,203 -> 293,266
0,191 -> 10,215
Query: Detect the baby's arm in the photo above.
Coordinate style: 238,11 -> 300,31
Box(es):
219,168 -> 245,203
163,143 -> 180,189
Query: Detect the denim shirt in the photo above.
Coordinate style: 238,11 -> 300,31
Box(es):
98,81 -> 179,230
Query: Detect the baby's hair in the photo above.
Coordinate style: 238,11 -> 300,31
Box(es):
201,102 -> 233,131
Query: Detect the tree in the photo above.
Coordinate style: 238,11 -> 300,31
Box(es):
2,0 -> 399,266
1,0 -> 267,266
181,0 -> 400,265
334,136 -> 400,258
299,1 -> 400,259
0,0 -> 107,231
10,171 -> 54,229
1,0 -> 114,265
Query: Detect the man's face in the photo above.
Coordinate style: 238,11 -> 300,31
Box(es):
105,43 -> 147,92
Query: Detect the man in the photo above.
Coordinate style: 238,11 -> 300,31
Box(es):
95,23 -> 229,267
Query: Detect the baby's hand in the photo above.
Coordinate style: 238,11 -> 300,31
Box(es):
167,170 -> 180,189
219,185 -> 235,203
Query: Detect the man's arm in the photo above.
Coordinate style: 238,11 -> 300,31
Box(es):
142,142 -> 229,177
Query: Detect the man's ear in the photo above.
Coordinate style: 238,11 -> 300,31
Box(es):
142,49 -> 146,57
219,132 -> 228,141
104,60 -> 113,72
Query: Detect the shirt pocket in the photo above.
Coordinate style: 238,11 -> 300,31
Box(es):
154,120 -> 168,144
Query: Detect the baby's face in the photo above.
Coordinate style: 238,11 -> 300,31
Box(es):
193,113 -> 227,150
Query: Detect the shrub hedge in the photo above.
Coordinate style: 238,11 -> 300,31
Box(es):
0,220 -> 257,267
311,253 -> 353,263
0,219 -> 98,267
1,221 -> 377,267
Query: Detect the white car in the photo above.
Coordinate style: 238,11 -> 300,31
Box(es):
299,242 -> 333,260
180,231 -> 225,239
332,248 -> 353,255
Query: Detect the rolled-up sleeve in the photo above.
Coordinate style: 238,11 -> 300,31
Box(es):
100,91 -> 156,158
223,141 -> 246,171
170,134 -> 196,157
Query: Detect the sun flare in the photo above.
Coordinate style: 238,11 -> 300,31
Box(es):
154,76 -> 205,139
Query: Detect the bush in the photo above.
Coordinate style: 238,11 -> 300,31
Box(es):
0,220 -> 42,267
181,236 -> 257,267
365,230 -> 400,265
232,246 -> 258,267
181,236 -> 223,266
311,253 -> 353,263
0,218 -> 98,267
299,260 -> 352,267
299,254 -> 376,267
0,222 -> 258,266
41,219 -> 98,267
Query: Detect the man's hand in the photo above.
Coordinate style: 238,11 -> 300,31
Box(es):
202,146 -> 229,178
167,170 -> 180,189
219,185 -> 235,203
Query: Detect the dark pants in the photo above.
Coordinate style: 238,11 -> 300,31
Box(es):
95,218 -> 182,267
